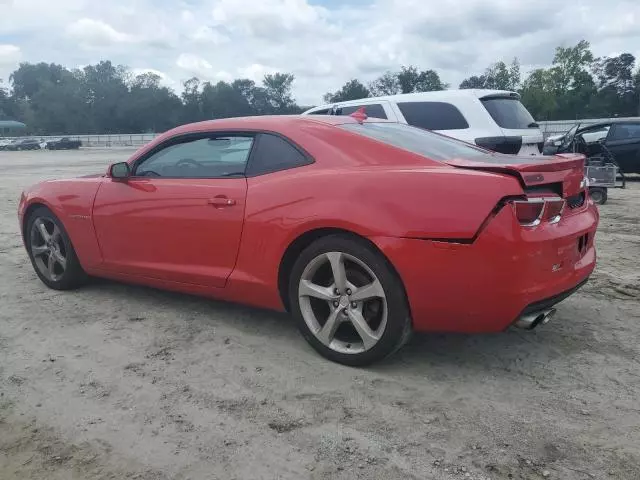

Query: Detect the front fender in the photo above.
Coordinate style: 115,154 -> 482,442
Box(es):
19,178 -> 104,268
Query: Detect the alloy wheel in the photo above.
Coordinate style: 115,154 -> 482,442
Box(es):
298,251 -> 387,354
30,217 -> 67,282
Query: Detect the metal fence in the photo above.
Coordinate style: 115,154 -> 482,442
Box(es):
5,117 -> 640,147
538,117 -> 640,138
5,133 -> 160,147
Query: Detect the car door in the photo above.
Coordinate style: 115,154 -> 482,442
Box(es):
606,122 -> 640,173
91,132 -> 254,288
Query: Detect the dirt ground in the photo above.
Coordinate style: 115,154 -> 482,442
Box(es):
0,148 -> 638,480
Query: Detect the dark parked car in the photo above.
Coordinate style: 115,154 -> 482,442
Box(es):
45,137 -> 82,150
544,120 -> 640,173
5,139 -> 41,151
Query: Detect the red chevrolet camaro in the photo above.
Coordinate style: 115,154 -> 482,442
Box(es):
18,114 -> 598,365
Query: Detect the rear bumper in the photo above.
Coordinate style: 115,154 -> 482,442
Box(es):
372,200 -> 598,333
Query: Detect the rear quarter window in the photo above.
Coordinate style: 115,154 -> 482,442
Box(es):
397,101 -> 469,130
481,97 -> 536,130
246,133 -> 313,176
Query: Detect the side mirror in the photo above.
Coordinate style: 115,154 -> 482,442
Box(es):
109,162 -> 131,179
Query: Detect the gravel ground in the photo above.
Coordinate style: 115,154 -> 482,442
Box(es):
1,149 -> 639,480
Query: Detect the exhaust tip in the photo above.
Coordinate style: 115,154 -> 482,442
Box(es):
514,308 -> 556,330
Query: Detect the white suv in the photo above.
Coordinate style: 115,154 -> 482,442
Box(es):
302,89 -> 544,156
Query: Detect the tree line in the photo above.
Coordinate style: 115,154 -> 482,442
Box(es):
0,40 -> 638,136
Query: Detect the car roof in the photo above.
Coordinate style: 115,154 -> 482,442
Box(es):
578,118 -> 640,130
303,89 -> 518,112
165,114 -> 387,136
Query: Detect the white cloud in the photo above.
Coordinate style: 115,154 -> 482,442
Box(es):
1,0 -> 640,105
0,44 -> 21,65
66,18 -> 134,47
237,63 -> 279,82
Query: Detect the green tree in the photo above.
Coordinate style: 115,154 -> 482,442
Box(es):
460,59 -> 520,91
369,71 -> 400,96
201,80 -> 253,119
397,66 -> 448,93
119,72 -> 182,132
550,40 -> 594,93
262,73 -> 298,113
181,77 -> 203,123
323,79 -> 370,103
519,68 -> 558,120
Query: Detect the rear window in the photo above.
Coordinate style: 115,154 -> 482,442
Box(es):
397,101 -> 469,130
340,122 -> 497,162
337,104 -> 387,119
481,97 -> 536,130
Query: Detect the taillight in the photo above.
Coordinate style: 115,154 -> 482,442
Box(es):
512,200 -> 544,226
511,197 -> 565,227
544,198 -> 565,224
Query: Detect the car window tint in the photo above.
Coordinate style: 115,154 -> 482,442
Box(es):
247,133 -> 312,176
338,104 -> 387,119
341,122 -> 513,163
135,135 -> 254,178
397,102 -> 469,130
480,97 -> 536,129
609,123 -> 640,140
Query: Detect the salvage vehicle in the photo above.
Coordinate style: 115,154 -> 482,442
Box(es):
544,119 -> 640,174
6,138 -> 41,151
551,123 -> 626,205
18,114 -> 598,365
46,137 -> 82,150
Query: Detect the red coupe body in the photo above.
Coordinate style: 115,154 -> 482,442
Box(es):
18,115 -> 598,334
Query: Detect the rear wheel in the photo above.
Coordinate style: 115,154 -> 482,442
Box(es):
289,235 -> 412,366
26,206 -> 87,290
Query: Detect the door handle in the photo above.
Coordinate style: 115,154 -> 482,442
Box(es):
208,197 -> 236,207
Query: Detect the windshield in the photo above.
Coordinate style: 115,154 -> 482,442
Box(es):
481,97 -> 537,130
340,122 -> 499,162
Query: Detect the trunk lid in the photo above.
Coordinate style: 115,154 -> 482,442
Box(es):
444,153 -> 586,197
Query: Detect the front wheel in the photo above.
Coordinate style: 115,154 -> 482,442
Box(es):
25,206 -> 87,290
289,235 -> 412,366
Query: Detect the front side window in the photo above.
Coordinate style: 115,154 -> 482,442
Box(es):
397,101 -> 469,130
609,123 -> 640,141
337,104 -> 388,119
135,135 -> 254,178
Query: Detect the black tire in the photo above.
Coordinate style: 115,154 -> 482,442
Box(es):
589,187 -> 607,205
25,206 -> 87,290
289,234 -> 412,366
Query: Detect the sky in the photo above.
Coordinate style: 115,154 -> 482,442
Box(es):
1,0 -> 639,105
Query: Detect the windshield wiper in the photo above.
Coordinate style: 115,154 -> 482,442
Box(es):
527,122 -> 539,128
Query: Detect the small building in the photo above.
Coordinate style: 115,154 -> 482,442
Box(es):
0,120 -> 27,137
